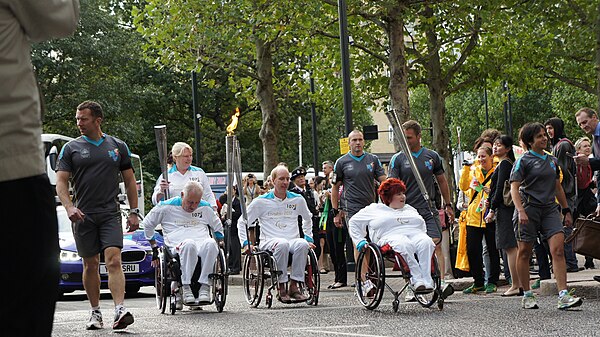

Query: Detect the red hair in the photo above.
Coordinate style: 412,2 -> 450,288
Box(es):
378,178 -> 407,205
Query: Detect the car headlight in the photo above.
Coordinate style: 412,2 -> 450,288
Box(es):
60,250 -> 81,262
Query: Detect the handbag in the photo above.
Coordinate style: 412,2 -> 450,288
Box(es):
502,180 -> 514,207
502,159 -> 514,207
565,215 -> 600,260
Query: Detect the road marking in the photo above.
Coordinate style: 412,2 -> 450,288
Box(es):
283,325 -> 389,337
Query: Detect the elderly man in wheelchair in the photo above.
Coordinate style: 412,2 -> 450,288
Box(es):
144,181 -> 224,308
349,178 -> 442,310
239,165 -> 315,303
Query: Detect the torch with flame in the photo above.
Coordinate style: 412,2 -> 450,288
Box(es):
226,107 -> 240,135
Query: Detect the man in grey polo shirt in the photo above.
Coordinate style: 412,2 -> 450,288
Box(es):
388,120 -> 454,299
331,130 -> 386,287
56,101 -> 139,330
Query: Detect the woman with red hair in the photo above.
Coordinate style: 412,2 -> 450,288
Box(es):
349,178 -> 436,292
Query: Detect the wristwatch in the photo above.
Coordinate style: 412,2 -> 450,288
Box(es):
561,208 -> 571,215
444,203 -> 453,209
332,208 -> 340,217
128,208 -> 140,216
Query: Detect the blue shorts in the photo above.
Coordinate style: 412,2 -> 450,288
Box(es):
513,204 -> 563,243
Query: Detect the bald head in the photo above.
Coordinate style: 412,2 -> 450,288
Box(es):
270,165 -> 290,198
348,129 -> 365,156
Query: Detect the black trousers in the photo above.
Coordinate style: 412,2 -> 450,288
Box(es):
466,223 -> 500,287
325,212 -> 347,284
1,175 -> 59,336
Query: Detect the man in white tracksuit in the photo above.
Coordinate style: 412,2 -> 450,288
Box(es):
349,178 -> 436,291
239,165 -> 314,302
145,181 -> 223,306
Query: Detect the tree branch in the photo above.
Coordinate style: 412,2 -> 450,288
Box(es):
443,13 -> 481,86
539,66 -> 595,94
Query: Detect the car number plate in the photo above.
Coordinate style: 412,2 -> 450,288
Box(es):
99,264 -> 139,274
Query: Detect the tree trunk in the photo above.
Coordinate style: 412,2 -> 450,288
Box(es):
255,37 -> 279,177
387,3 -> 410,152
424,6 -> 456,201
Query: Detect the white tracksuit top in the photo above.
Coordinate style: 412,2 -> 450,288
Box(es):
151,164 -> 217,208
348,203 -> 426,247
238,191 -> 313,245
143,196 -> 223,248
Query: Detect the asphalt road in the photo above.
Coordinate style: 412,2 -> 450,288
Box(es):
53,281 -> 599,337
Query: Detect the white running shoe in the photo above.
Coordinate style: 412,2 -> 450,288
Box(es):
522,293 -> 539,309
182,284 -> 196,305
85,310 -> 103,330
557,291 -> 583,310
361,280 -> 375,297
112,306 -> 134,330
198,284 -> 211,303
404,287 -> 416,302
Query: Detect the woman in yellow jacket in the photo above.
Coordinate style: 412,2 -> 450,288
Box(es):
459,146 -> 501,294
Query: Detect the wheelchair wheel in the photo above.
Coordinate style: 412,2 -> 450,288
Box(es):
356,243 -> 385,310
155,249 -> 169,313
305,249 -> 320,306
414,254 -> 441,308
242,253 -> 264,307
213,248 -> 228,312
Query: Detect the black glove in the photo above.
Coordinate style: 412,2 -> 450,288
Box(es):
152,246 -> 159,261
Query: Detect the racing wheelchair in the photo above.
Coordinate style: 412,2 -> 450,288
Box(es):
241,231 -> 320,308
155,244 -> 227,314
355,242 -> 445,312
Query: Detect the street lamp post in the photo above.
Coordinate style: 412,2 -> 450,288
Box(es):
192,71 -> 202,167
338,0 -> 353,136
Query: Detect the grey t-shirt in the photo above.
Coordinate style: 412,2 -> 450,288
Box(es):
510,150 -> 560,207
388,147 -> 444,209
332,152 -> 385,216
57,134 -> 133,213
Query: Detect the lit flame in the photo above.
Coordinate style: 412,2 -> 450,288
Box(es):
226,107 -> 240,135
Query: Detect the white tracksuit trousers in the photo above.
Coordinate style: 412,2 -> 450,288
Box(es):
259,238 -> 309,283
381,232 -> 435,287
174,238 -> 219,285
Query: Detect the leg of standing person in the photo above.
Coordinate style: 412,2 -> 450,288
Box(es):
464,226 -> 485,293
326,214 -> 347,287
2,175 -> 59,336
483,221 -> 500,293
563,225 -> 579,271
228,222 -> 241,274
319,232 -> 327,273
563,196 -> 579,271
533,237 -> 551,289
312,217 -> 321,260
482,236 -> 491,285
441,228 -> 454,279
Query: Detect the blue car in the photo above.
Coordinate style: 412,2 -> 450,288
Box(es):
57,206 -> 163,296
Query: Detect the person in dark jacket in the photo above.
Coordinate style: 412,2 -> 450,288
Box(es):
545,117 -> 581,272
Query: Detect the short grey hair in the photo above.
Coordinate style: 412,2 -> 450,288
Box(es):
182,181 -> 203,197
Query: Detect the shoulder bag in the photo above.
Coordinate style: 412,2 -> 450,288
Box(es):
501,159 -> 515,207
